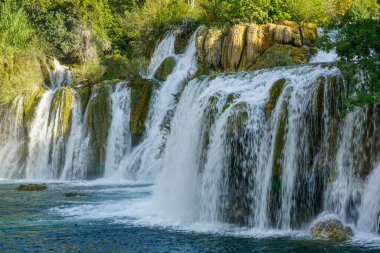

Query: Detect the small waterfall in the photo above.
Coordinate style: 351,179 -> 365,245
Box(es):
49,58 -> 73,88
117,29 -> 198,180
24,91 -> 55,179
60,99 -> 90,180
145,33 -> 176,78
104,83 -> 132,178
0,97 -> 26,179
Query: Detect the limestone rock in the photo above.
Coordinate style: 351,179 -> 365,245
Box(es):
204,29 -> 223,69
196,26 -> 208,66
273,25 -> 292,44
246,24 -> 264,68
310,214 -> 354,242
222,25 -> 246,71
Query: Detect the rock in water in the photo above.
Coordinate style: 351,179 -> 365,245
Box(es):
64,192 -> 88,197
310,213 -> 354,242
16,184 -> 47,191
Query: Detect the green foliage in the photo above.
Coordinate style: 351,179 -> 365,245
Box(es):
102,54 -> 148,81
0,0 -> 34,55
73,58 -> 106,85
204,0 -> 291,24
320,18 -> 380,107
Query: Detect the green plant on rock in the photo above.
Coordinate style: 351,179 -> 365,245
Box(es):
73,58 -> 106,85
129,78 -> 154,146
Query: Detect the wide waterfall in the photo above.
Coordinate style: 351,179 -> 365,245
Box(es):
1,29 -> 380,238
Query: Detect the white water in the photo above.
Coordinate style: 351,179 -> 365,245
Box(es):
104,83 -> 132,178
1,27 -> 380,239
0,97 -> 25,179
49,58 -> 73,88
116,30 -> 198,181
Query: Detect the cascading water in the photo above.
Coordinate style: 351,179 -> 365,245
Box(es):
1,26 -> 380,238
116,29 -> 198,180
104,83 -> 132,178
152,63 -> 380,234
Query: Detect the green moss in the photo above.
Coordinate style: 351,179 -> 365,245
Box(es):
226,102 -> 249,136
17,184 -> 47,191
52,87 -> 75,137
129,78 -> 154,146
301,23 -> 317,46
85,84 -> 111,178
154,57 -> 175,81
251,44 -> 308,71
264,78 -> 286,119
22,87 -> 44,125
78,86 -> 91,114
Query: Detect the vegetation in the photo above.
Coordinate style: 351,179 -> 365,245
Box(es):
1,0 -> 379,111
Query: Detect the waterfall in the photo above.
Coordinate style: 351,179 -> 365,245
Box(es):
0,96 -> 25,179
104,83 -> 132,178
116,29 -> 198,180
49,58 -> 73,88
1,26 -> 380,236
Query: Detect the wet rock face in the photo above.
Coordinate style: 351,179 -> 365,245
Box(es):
154,57 -> 175,81
196,21 -> 317,73
310,214 -> 354,242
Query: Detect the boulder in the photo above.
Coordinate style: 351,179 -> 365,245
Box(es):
273,25 -> 292,44
204,29 -> 223,69
16,184 -> 47,191
222,25 -> 246,71
310,213 -> 354,242
280,20 -> 303,47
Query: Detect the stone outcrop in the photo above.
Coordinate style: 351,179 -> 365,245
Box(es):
222,25 -> 246,71
195,21 -> 317,73
310,214 -> 354,242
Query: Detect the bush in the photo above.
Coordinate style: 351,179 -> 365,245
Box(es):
73,58 -> 106,86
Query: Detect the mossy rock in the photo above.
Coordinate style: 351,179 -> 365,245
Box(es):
226,102 -> 249,137
251,44 -> 309,71
22,87 -> 45,125
16,184 -> 47,191
64,192 -> 88,197
174,29 -> 193,54
85,84 -> 111,178
129,78 -> 154,146
77,85 -> 91,114
154,57 -> 175,81
311,216 -> 354,242
301,23 -> 318,47
268,91 -> 290,225
264,78 -> 286,119
52,87 -> 75,137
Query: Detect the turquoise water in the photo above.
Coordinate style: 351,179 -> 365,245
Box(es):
1,181 -> 380,253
